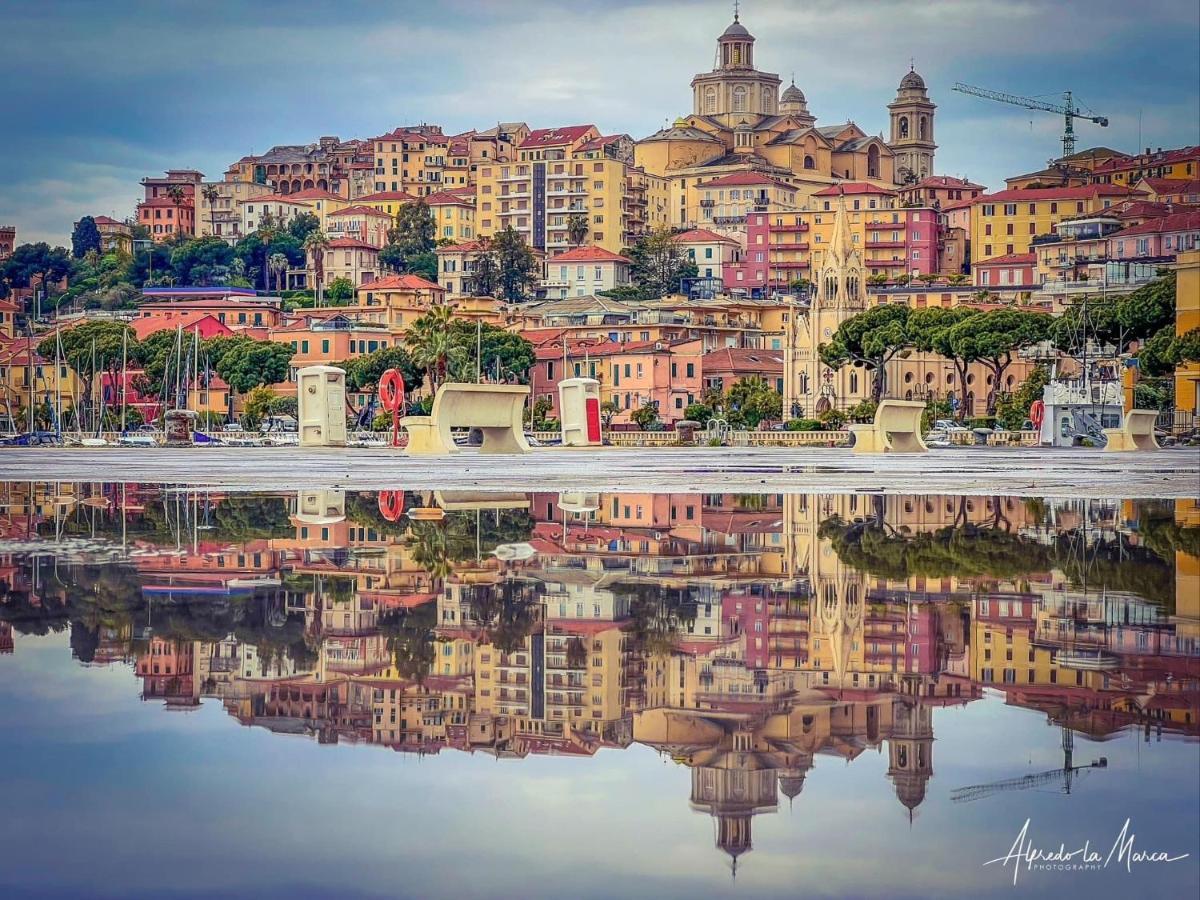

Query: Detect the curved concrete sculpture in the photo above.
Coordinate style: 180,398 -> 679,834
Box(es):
1102,408 -> 1160,452
401,383 -> 531,456
849,399 -> 928,454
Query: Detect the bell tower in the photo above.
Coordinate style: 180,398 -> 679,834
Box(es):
888,66 -> 937,184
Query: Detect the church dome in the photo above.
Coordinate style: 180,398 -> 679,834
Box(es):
721,16 -> 752,39
899,69 -> 926,91
781,83 -> 805,103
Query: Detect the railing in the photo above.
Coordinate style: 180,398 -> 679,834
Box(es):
728,430 -> 849,447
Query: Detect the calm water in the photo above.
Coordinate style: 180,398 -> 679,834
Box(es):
0,485 -> 1197,899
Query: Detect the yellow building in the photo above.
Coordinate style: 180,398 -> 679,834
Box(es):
371,126 -> 450,197
0,339 -> 81,428
425,191 -> 475,242
195,181 -> 259,243
1175,249 -> 1200,424
352,190 -> 418,219
634,13 -> 924,229
476,128 -> 654,255
969,184 -> 1143,264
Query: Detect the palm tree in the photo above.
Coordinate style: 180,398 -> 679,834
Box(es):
165,184 -> 187,239
201,185 -> 221,237
567,213 -> 589,248
303,230 -> 330,304
405,303 -> 455,392
268,253 -> 288,294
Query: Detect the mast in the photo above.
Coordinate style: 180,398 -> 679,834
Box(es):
25,324 -> 35,434
120,327 -> 128,433
54,329 -> 63,436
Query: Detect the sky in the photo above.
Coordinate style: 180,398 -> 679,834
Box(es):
1,0 -> 1198,246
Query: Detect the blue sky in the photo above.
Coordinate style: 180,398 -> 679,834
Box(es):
1,0 -> 1198,245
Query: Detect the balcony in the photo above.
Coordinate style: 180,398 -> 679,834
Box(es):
772,222 -> 809,232
866,220 -> 902,230
770,242 -> 809,252
868,240 -> 905,249
772,260 -> 810,269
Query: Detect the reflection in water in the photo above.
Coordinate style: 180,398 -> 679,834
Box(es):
0,484 -> 1198,888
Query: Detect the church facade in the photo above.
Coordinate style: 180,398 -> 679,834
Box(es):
634,12 -> 938,229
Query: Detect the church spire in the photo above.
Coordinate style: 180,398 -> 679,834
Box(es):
828,188 -> 854,266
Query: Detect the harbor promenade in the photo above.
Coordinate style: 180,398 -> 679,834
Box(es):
2,445 -> 1196,497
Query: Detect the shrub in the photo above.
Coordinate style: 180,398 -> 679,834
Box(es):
785,418 -> 824,432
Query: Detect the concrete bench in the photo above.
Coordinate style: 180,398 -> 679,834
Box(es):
400,383 -> 531,456
1102,408 -> 1160,452
849,399 -> 928,454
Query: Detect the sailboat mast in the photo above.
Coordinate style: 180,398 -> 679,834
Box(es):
120,328 -> 128,433
54,329 -> 63,436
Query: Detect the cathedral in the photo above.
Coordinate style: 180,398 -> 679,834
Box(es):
634,11 -> 937,224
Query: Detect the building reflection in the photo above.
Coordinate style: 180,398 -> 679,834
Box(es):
1,484 -> 1197,871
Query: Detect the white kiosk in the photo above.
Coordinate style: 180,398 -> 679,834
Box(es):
558,377 -> 602,447
297,365 -> 347,447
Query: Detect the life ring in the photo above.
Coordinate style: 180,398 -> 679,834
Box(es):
377,490 -> 405,522
379,369 -> 405,412
1029,399 -> 1045,430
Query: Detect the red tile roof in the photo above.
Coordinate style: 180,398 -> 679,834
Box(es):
813,182 -> 898,197
549,246 -> 631,263
276,188 -> 344,201
941,198 -> 975,212
328,205 -> 392,218
327,238 -> 378,250
973,184 -> 1142,203
912,175 -> 985,191
423,191 -> 473,206
699,172 -> 795,190
130,312 -> 232,340
354,190 -> 418,203
437,240 -> 487,253
975,252 -> 1036,266
1092,145 -> 1199,173
1137,177 -> 1200,197
702,348 -> 784,375
1112,210 -> 1200,237
92,215 -> 124,225
673,228 -> 738,244
373,128 -> 449,145
367,273 -> 444,292
518,125 -> 596,149
575,134 -> 626,153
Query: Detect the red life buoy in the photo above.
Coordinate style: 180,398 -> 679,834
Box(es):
379,369 -> 405,412
377,490 -> 405,522
1030,399 -> 1045,430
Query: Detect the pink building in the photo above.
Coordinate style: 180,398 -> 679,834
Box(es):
722,589 -> 771,670
973,252 -> 1036,288
326,205 -> 391,248
1110,210 -> 1200,260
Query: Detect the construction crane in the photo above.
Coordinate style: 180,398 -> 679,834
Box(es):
953,82 -> 1109,160
951,726 -> 1108,803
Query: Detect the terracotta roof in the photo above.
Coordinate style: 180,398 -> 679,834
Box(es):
912,175 -> 985,191
327,238 -> 378,250
422,191 -> 473,206
328,205 -> 392,218
1137,177 -> 1200,196
535,339 -> 667,360
366,273 -> 444,292
445,186 -> 476,199
129,312 -> 230,340
437,240 -> 487,253
92,215 -> 124,225
699,172 -> 795,190
941,198 -> 975,212
373,128 -> 449,145
549,246 -> 631,263
575,134 -> 626,153
1109,199 -> 1197,220
354,190 -> 419,203
1112,210 -> 1200,237
813,182 -> 898,197
1092,145 -> 1199,173
973,184 -> 1142,203
245,194 -> 308,205
673,228 -> 738,244
702,348 -> 784,375
975,252 -> 1036,266
518,125 -> 596,149
518,328 -> 569,347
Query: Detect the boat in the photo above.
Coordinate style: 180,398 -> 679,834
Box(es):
117,434 -> 158,447
80,437 -> 109,447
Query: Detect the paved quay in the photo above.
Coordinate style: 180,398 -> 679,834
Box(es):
2,445 -> 1197,497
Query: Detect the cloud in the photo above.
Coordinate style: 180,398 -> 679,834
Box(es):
1,0 -> 1197,243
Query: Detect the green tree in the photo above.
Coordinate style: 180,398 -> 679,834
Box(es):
819,303 -> 911,402
995,365 -> 1050,430
389,201 -> 436,258
205,335 -> 294,417
492,226 -> 539,302
378,244 -> 406,273
169,236 -> 235,286
268,252 -> 289,294
683,402 -> 714,424
165,185 -> 187,237
201,185 -> 221,236
71,216 -> 102,259
946,309 -> 1052,414
405,304 -> 459,392
724,376 -> 783,428
287,212 -> 320,242
447,319 -> 535,383
241,385 -> 276,430
1137,325 -> 1178,377
303,229 -> 330,297
325,276 -> 354,303
908,306 -> 979,418
627,226 -> 698,298
470,239 -> 499,297
341,345 -> 424,403
38,320 -> 132,409
567,213 -> 589,247
1,243 -> 73,308
631,402 -> 660,430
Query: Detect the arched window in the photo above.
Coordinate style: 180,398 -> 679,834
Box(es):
803,154 -> 816,170
919,116 -> 927,140
867,144 -> 881,179
899,116 -> 909,139
850,371 -> 859,393
761,86 -> 773,112
705,88 -> 716,115
733,86 -> 747,112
